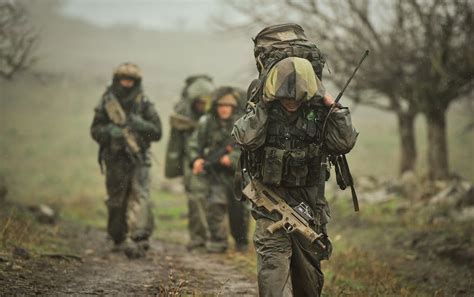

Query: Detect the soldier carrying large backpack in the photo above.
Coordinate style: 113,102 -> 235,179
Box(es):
165,75 -> 214,251
232,24 -> 360,296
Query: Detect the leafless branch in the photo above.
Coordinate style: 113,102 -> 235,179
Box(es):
0,0 -> 39,80
223,0 -> 473,117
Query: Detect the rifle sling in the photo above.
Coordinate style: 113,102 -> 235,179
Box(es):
104,95 -> 141,155
342,154 -> 359,212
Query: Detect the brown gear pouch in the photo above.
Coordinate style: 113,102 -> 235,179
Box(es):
261,147 -> 285,185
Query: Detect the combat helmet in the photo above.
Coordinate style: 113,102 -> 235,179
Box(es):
213,86 -> 239,107
263,57 -> 323,102
113,62 -> 142,81
185,76 -> 214,101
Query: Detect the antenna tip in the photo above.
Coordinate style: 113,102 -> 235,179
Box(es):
365,50 -> 370,55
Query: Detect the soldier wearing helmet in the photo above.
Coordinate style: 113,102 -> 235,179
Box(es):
90,63 -> 162,258
165,75 -> 214,251
232,56 -> 358,295
188,86 -> 250,253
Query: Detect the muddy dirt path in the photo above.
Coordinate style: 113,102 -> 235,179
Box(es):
1,226 -> 258,296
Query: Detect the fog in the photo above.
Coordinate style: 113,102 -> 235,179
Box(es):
60,0 -> 245,32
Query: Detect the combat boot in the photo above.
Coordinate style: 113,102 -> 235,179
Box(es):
135,239 -> 150,251
235,243 -> 249,253
123,239 -> 146,259
186,241 -> 206,252
111,241 -> 126,253
206,241 -> 227,253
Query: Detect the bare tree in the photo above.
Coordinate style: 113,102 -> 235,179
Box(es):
403,0 -> 474,180
0,0 -> 38,80
224,0 -> 421,175
225,0 -> 474,180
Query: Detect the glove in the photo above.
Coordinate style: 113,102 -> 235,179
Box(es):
128,114 -> 151,132
107,124 -> 123,139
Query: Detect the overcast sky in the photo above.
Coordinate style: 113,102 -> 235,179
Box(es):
59,0 -> 245,32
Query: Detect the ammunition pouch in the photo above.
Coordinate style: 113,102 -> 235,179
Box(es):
260,145 -> 322,187
261,147 -> 285,185
286,150 -> 308,186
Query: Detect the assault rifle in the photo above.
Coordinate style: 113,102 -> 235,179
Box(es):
203,143 -> 235,173
242,179 -> 326,250
104,95 -> 141,161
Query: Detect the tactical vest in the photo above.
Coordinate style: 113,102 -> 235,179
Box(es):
258,104 -> 327,187
98,90 -> 151,170
201,114 -> 236,156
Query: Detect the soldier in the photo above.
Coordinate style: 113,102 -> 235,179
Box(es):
232,57 -> 358,296
165,75 -> 214,251
91,63 -> 162,259
189,87 -> 250,253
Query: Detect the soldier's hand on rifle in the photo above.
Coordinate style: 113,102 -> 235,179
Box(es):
107,124 -> 124,139
128,114 -> 150,132
219,154 -> 232,167
192,158 -> 205,174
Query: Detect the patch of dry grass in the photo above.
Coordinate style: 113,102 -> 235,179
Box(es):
0,204 -> 71,255
323,247 -> 419,297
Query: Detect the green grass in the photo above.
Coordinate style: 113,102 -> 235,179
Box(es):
151,189 -> 188,244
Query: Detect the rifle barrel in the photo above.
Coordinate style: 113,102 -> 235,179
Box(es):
335,50 -> 369,104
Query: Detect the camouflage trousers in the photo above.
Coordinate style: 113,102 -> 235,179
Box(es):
207,177 -> 250,251
185,173 -> 210,247
254,217 -> 325,297
105,158 -> 154,244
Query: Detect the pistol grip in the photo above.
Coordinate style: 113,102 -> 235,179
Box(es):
267,220 -> 284,234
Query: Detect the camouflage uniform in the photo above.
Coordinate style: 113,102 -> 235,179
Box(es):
189,87 -> 250,252
232,57 -> 358,296
165,75 -> 214,249
91,63 -> 162,258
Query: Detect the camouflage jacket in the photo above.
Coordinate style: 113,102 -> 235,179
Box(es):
90,87 -> 162,162
188,113 -> 241,181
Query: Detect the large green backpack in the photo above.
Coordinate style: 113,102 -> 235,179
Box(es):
248,23 -> 326,102
254,23 -> 325,78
